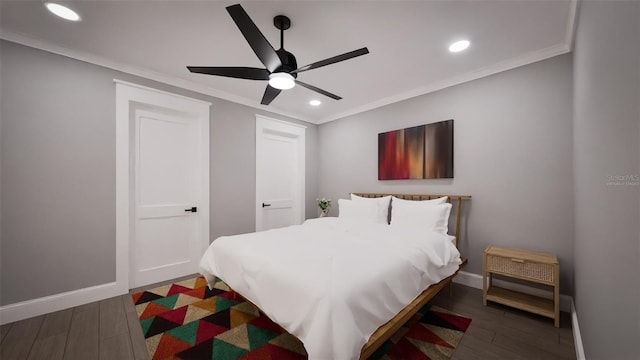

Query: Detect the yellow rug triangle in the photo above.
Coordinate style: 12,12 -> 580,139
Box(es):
269,333 -> 306,355
147,284 -> 172,297
135,302 -> 149,318
231,302 -> 260,317
175,278 -> 198,289
174,293 -> 202,309
192,297 -> 216,312
183,304 -> 214,324
145,333 -> 163,357
408,338 -> 454,360
195,277 -> 208,289
424,323 -> 460,346
213,281 -> 230,291
216,324 -> 251,350
230,308 -> 259,328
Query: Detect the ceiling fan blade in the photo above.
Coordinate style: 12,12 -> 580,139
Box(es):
292,47 -> 369,74
261,85 -> 282,105
226,4 -> 283,73
295,80 -> 342,100
187,66 -> 270,80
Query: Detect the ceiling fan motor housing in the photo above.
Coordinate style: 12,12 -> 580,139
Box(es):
275,49 -> 298,76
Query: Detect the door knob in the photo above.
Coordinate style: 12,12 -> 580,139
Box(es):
262,203 -> 271,208
184,207 -> 197,212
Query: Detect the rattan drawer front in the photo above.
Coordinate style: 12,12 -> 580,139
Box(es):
486,255 -> 554,283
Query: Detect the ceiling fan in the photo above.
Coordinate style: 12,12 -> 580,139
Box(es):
187,4 -> 369,106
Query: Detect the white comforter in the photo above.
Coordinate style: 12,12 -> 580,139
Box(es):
199,217 -> 461,360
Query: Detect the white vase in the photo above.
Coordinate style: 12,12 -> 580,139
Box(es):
319,209 -> 329,217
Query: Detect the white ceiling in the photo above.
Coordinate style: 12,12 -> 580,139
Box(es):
0,1 -> 576,124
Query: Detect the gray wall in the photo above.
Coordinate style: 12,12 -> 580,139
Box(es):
573,1 -> 640,358
318,54 -> 575,293
0,40 -> 318,305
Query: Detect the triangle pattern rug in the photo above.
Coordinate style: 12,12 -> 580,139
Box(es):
132,276 -> 471,360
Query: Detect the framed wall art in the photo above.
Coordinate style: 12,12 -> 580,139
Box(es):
378,119 -> 453,180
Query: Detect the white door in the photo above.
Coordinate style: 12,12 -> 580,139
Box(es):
256,115 -> 306,231
116,81 -> 210,291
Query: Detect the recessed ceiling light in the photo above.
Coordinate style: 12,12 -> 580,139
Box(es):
45,3 -> 81,22
309,100 -> 321,106
449,40 -> 470,53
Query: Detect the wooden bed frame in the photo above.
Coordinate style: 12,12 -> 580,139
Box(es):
352,193 -> 471,359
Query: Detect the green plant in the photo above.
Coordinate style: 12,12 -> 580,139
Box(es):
316,197 -> 331,211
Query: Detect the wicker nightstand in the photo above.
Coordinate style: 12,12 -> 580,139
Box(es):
482,245 -> 560,327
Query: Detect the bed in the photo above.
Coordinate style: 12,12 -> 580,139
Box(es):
199,193 -> 470,360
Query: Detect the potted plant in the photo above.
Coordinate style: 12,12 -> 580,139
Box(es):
316,197 -> 332,217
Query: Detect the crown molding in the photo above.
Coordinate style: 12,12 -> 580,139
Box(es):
0,29 -> 314,124
318,42 -> 571,124
565,0 -> 580,52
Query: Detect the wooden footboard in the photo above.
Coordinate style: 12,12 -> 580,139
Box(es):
360,257 -> 468,359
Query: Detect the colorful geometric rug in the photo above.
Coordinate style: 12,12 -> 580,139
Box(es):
132,276 -> 471,360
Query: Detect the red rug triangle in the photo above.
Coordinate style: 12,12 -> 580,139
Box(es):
152,333 -> 191,360
157,305 -> 188,324
249,315 -> 283,334
387,337 -> 431,360
264,343 -> 306,360
167,284 -> 192,296
238,342 -> 306,360
432,311 -> 473,332
141,302 -> 171,320
238,342 -> 271,360
406,324 -> 454,348
132,292 -> 143,304
195,319 -> 228,344
218,290 -> 239,300
184,286 -> 206,299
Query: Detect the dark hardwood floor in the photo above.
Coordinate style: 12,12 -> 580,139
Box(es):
433,284 -> 576,360
0,279 -> 576,360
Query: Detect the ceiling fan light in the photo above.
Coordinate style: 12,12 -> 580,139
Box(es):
268,72 -> 295,90
45,2 -> 81,21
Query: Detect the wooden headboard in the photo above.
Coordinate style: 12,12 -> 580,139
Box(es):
350,193 -> 471,248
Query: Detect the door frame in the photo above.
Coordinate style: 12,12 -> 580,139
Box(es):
115,79 -> 211,293
255,114 -> 306,231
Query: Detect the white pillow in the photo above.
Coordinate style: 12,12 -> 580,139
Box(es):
391,195 -> 448,205
390,201 -> 452,234
338,199 -> 382,224
350,194 -> 391,224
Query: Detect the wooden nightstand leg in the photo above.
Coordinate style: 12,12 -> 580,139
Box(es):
482,270 -> 487,305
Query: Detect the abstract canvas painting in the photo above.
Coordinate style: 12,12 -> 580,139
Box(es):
378,120 -> 453,180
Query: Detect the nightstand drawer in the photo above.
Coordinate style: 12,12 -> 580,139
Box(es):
486,254 -> 555,284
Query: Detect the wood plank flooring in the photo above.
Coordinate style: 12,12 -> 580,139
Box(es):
433,284 -> 576,360
1,278 -> 576,360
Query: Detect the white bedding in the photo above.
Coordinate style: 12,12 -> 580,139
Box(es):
199,217 -> 461,360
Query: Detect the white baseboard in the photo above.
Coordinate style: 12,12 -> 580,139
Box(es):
571,299 -> 586,360
0,282 -> 126,325
453,270 -> 572,312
